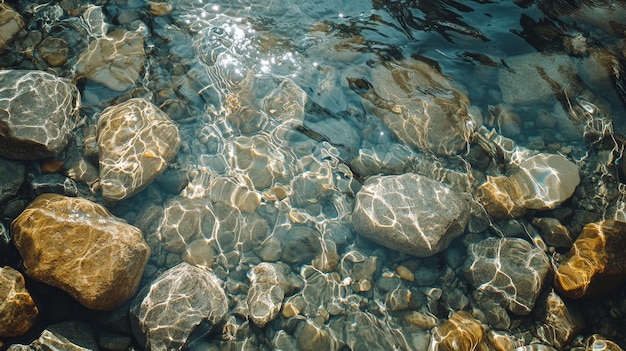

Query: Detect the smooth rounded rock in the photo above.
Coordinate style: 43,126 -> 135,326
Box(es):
353,173 -> 469,257
247,262 -> 290,328
555,220 -> 626,299
463,237 -> 551,315
130,262 -> 228,351
0,70 -> 80,160
97,98 -> 181,201
11,193 -> 150,310
0,266 -> 38,337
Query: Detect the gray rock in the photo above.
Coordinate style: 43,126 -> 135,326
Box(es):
130,262 -> 228,351
0,157 -> 24,205
352,173 -> 469,257
8,321 -> 99,351
463,237 -> 551,315
536,289 -> 584,349
247,263 -> 287,328
0,70 -> 80,160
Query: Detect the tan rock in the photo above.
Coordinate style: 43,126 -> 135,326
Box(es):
75,29 -> 145,91
11,193 -> 150,310
38,37 -> 69,67
536,289 -> 585,349
396,265 -> 415,282
428,311 -> 487,351
403,311 -> 437,330
555,220 -> 626,299
477,175 -> 526,219
149,2 -> 173,16
0,4 -> 24,50
0,266 -> 38,337
97,98 -> 181,201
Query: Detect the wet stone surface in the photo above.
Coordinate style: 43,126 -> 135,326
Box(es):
0,267 -> 38,338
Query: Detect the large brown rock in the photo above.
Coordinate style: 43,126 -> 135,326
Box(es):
353,173 -> 469,257
0,266 -> 38,337
0,70 -> 80,160
97,98 -> 181,201
11,193 -> 150,310
555,220 -> 626,299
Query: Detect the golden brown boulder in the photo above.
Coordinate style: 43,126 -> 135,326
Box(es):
555,220 -> 626,299
428,311 -> 488,351
0,266 -> 38,337
11,194 -> 150,310
97,98 -> 181,201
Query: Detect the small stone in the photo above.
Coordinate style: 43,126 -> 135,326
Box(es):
75,29 -> 145,91
386,288 -> 411,311
8,321 -> 98,351
41,159 -> 65,173
282,295 -> 305,318
477,175 -> 526,219
428,311 -> 486,351
487,330 -> 525,351
0,4 -> 24,50
98,98 -> 181,201
585,334 -> 623,351
356,279 -> 372,292
353,173 -> 469,257
463,237 -> 551,315
0,266 -> 38,337
12,193 -> 150,310
396,265 -> 415,282
247,263 -> 289,328
403,311 -> 437,329
148,2 -> 173,16
532,217 -> 574,248
535,289 -> 585,349
555,220 -> 626,299
38,37 -> 69,67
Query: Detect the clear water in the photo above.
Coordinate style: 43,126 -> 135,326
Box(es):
3,0 -> 626,349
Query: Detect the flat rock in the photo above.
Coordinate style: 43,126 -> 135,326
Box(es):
498,52 -> 577,105
11,193 -> 150,310
555,220 -> 626,299
97,98 -> 181,201
75,29 -> 145,91
428,311 -> 486,351
0,70 -> 80,160
463,237 -> 551,315
130,262 -> 228,351
352,173 -> 469,257
0,4 -> 24,50
0,266 -> 38,337
510,153 -> 580,210
351,58 -> 476,156
7,321 -> 99,351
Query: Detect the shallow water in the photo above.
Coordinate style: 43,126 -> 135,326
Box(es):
2,0 -> 626,349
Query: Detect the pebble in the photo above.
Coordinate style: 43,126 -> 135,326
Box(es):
396,265 -> 415,282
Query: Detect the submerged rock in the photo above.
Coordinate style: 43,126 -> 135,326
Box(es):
130,263 -> 228,351
555,220 -> 626,299
352,173 -> 469,257
0,4 -> 24,50
0,70 -> 80,160
463,237 -> 551,315
11,194 -> 150,310
535,289 -> 584,349
7,321 -> 99,351
75,29 -> 145,91
585,334 -> 624,351
0,266 -> 38,337
427,311 -> 486,351
350,58 -> 476,156
97,98 -> 181,201
0,157 -> 24,205
247,262 -> 290,328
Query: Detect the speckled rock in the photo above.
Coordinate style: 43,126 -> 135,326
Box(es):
0,267 -> 38,337
427,311 -> 487,351
11,193 -> 150,310
535,289 -> 585,349
0,4 -> 24,50
130,263 -> 228,351
0,70 -> 80,160
351,59 -> 476,156
75,29 -> 145,91
555,220 -> 626,299
353,173 -> 469,257
463,237 -> 551,315
7,321 -> 99,351
97,98 -> 181,201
